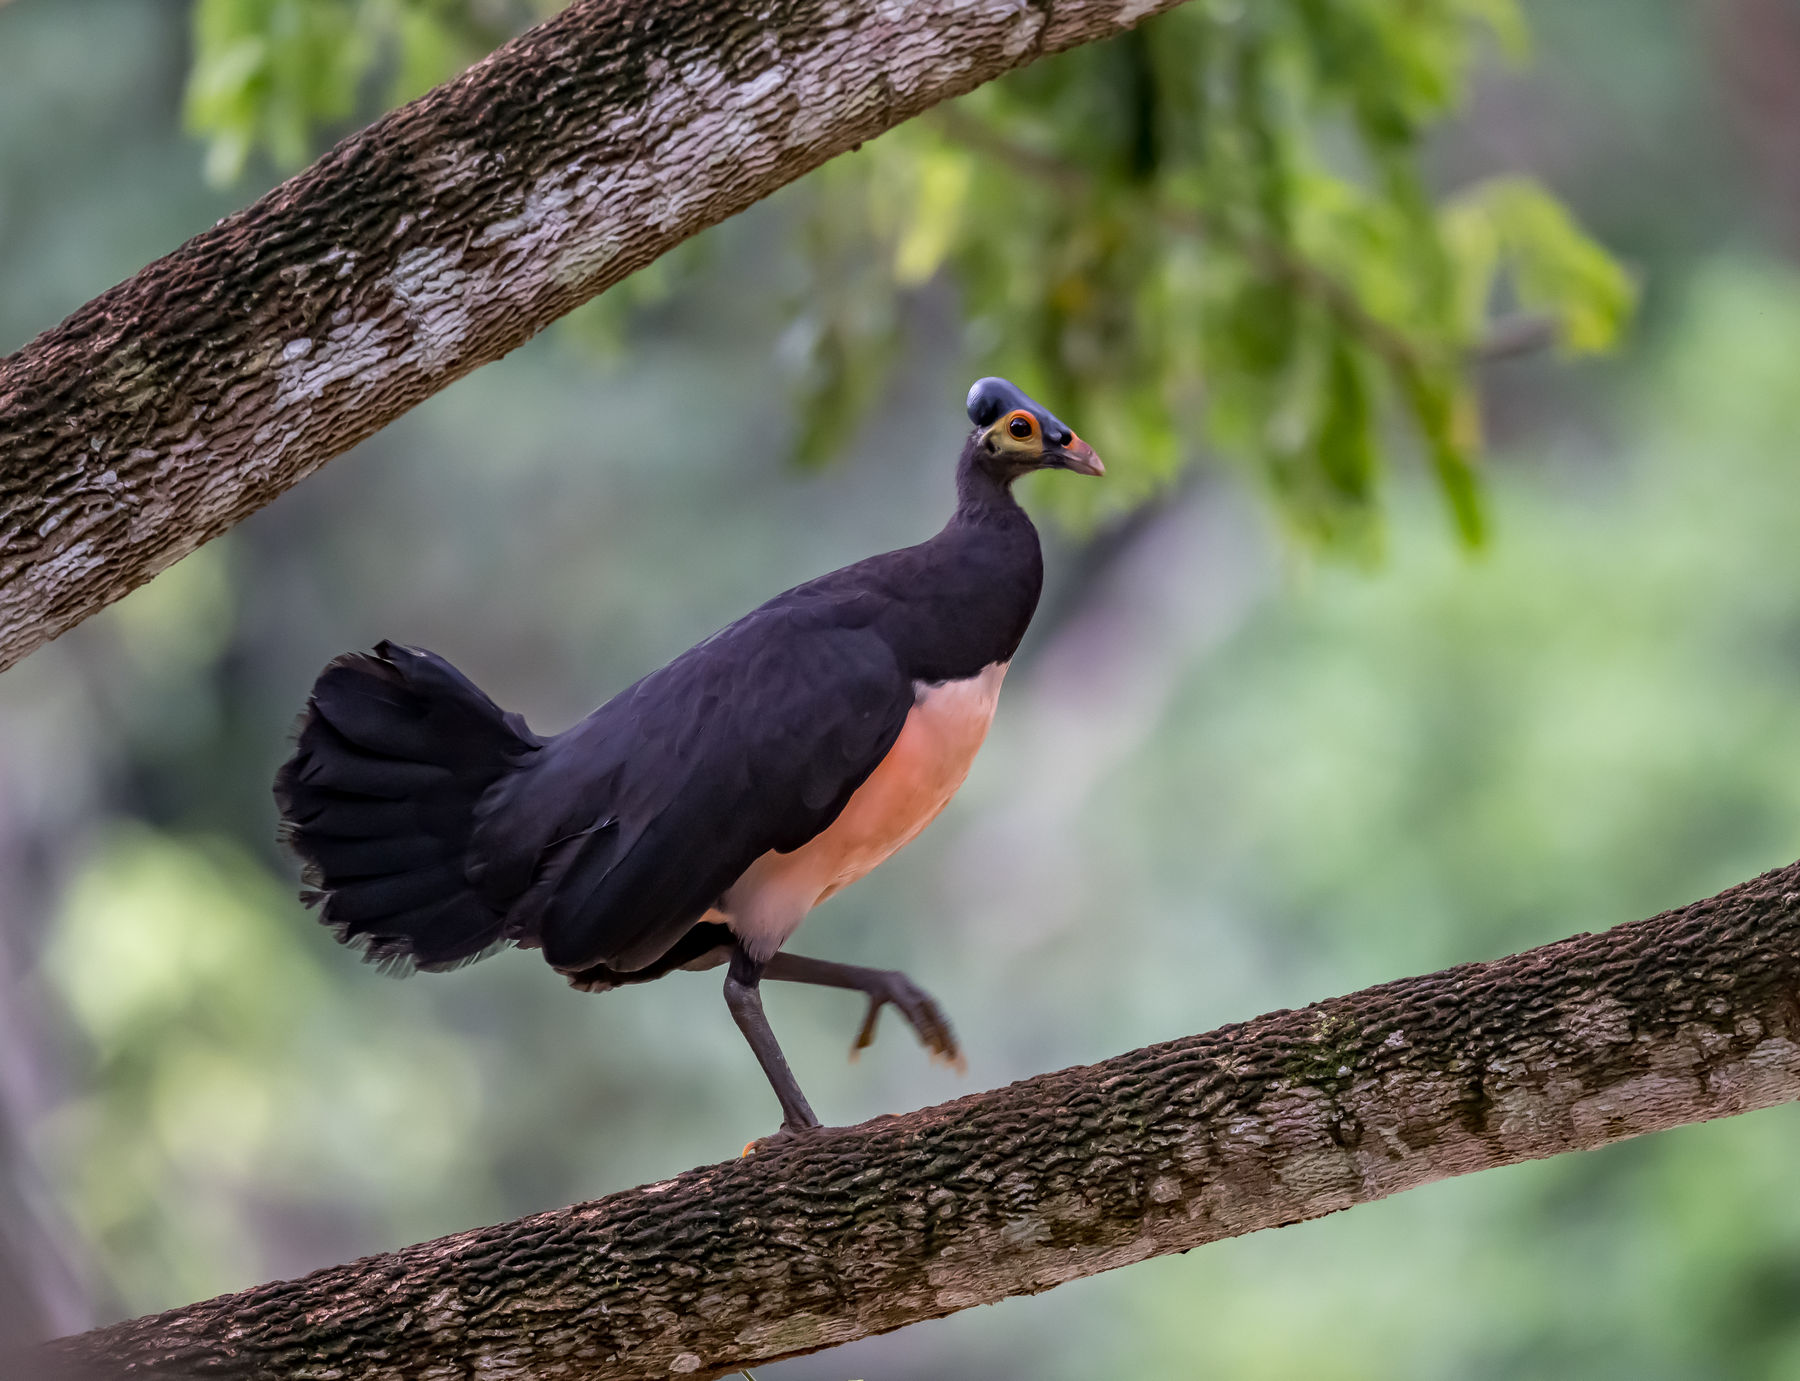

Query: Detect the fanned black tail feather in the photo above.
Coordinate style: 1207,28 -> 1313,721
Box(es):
274,641 -> 540,974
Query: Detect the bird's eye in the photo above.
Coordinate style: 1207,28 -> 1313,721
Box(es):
1007,413 -> 1035,440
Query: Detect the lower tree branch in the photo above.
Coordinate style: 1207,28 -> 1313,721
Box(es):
39,859 -> 1800,1380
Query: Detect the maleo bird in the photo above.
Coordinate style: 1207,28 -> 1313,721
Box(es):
274,378 -> 1103,1137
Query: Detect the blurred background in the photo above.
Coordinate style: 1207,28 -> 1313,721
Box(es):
6,0 -> 1800,1376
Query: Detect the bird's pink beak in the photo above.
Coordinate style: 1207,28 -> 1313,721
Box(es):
1058,436 -> 1105,477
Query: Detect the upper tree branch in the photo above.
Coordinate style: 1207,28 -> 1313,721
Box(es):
40,858 -> 1800,1380
0,0 -> 1186,674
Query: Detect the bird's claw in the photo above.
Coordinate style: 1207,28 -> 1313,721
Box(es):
849,971 -> 965,1074
741,1121 -> 826,1158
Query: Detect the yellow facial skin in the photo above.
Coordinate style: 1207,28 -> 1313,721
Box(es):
983,409 -> 1105,477
984,408 -> 1047,462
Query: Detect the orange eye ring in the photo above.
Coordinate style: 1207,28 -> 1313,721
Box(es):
1006,411 -> 1036,441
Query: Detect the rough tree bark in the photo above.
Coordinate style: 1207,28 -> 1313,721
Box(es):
37,857 -> 1800,1381
0,0 -> 1184,675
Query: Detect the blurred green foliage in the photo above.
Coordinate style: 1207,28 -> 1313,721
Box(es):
40,828 -> 490,1309
185,0 -> 558,181
183,0 -> 1632,550
808,1 -> 1632,543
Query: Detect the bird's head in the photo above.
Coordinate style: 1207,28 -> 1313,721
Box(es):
964,377 -> 1105,485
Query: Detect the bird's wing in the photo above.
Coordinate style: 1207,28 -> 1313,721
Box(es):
491,608 -> 914,974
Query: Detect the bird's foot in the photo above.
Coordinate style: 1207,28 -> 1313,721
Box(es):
740,1111 -> 912,1158
850,971 -> 965,1074
741,1120 -> 828,1158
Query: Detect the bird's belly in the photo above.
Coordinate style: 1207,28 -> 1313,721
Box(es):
719,661 -> 1008,959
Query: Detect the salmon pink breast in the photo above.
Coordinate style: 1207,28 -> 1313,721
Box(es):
719,661 -> 1009,960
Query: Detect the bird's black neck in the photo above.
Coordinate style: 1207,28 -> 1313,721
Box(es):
767,433 -> 1044,684
952,433 -> 1027,526
868,432 -> 1040,680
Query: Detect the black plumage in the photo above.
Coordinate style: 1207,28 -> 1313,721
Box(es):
275,377 -> 1102,1134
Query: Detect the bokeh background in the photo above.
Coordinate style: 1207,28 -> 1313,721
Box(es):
7,0 -> 1800,1376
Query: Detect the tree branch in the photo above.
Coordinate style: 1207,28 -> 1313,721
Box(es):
0,0 -> 1189,674
39,858 -> 1800,1380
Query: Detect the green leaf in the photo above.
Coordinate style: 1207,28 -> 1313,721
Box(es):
1398,359 -> 1487,546
1317,331 -> 1378,511
891,148 -> 973,287
1448,176 -> 1637,354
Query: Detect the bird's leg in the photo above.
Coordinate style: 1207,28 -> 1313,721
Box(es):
761,952 -> 964,1072
722,946 -> 821,1135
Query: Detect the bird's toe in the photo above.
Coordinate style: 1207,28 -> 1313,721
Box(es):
741,1121 -> 828,1158
847,971 -> 965,1073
